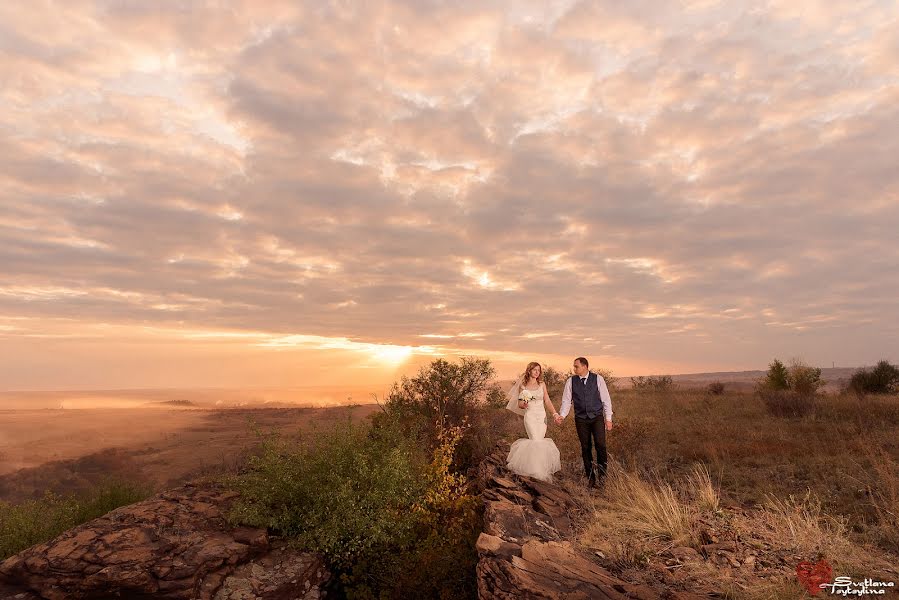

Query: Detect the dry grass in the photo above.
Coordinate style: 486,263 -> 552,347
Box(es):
758,388 -> 819,418
606,537 -> 653,571
755,490 -> 852,559
862,448 -> 899,553
550,387 -> 899,595
602,467 -> 697,545
732,574 -> 809,600
687,463 -> 720,513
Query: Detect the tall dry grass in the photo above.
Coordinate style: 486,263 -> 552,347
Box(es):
756,490 -> 852,559
602,468 -> 697,545
862,448 -> 899,554
687,463 -> 720,513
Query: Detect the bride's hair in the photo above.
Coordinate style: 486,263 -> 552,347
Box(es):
523,362 -> 543,385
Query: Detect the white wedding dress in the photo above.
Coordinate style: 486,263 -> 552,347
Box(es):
506,383 -> 561,482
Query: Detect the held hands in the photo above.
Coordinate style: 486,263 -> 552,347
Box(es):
548,413 -> 611,429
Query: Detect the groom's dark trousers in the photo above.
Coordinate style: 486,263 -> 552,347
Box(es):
574,413 -> 607,482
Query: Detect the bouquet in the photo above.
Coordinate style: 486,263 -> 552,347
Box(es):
517,389 -> 537,410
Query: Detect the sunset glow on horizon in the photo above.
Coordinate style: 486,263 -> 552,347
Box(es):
2,1 -> 897,391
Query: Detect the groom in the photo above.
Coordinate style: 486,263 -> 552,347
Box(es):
555,357 -> 613,487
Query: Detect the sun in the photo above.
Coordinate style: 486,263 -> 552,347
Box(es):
371,344 -> 414,365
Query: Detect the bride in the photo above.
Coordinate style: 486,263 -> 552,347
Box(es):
505,362 -> 562,482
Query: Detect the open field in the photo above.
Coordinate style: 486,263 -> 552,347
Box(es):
0,404 -> 379,503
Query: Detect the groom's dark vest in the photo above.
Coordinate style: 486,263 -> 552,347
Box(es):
571,372 -> 603,420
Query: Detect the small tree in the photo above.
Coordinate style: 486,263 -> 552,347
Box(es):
542,366 -> 566,390
594,368 -> 620,392
374,356 -> 495,438
761,359 -> 790,391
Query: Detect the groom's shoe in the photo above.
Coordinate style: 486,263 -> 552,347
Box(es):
587,474 -> 597,488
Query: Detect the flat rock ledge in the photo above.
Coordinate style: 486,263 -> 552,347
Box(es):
0,482 -> 330,600
476,444 -> 703,600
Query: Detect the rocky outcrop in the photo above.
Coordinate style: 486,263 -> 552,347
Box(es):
0,482 -> 330,600
476,444 -> 703,600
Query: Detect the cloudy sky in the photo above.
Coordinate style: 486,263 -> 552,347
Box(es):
2,0 -> 897,391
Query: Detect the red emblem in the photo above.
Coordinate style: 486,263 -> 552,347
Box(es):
796,558 -> 833,595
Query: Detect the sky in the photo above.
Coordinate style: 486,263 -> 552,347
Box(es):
1,0 -> 897,391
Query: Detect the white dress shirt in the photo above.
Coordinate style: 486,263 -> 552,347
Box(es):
559,374 -> 613,422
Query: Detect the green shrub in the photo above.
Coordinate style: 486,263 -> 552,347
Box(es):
226,420 -> 424,564
0,479 -> 151,560
849,360 -> 899,396
224,418 -> 480,598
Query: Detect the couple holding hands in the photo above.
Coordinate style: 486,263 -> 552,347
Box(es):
505,357 -> 613,486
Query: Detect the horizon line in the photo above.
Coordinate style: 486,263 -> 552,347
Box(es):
0,365 -> 866,394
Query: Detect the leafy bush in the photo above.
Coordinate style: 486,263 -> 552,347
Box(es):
759,358 -> 823,395
226,420 -> 423,564
786,360 -> 824,396
630,374 -> 675,391
848,360 -> 899,396
757,359 -> 824,419
0,479 -> 151,560
483,382 -> 508,409
224,418 -> 480,599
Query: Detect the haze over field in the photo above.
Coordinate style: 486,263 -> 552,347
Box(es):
0,386 -> 389,410
2,1 -> 897,392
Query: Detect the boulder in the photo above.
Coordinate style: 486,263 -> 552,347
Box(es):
0,482 -> 330,600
